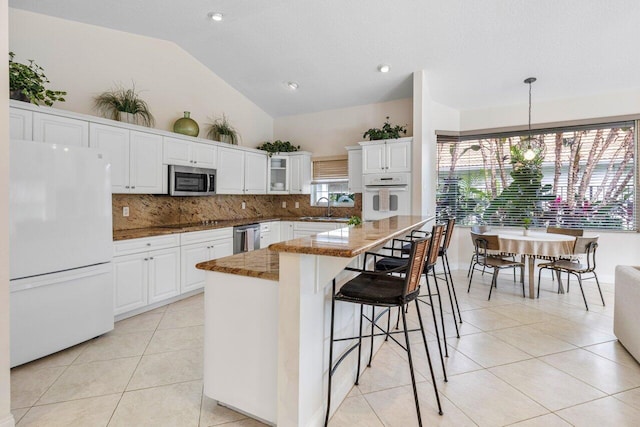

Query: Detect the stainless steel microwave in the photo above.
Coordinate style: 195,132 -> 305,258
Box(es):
169,165 -> 216,196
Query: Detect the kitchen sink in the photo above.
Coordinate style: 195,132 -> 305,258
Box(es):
298,216 -> 350,222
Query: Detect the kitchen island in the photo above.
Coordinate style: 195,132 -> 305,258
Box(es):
196,215 -> 433,427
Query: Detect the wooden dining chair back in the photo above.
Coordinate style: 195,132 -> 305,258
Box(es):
547,226 -> 584,237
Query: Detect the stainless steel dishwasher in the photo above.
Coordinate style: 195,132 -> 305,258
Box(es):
233,223 -> 261,254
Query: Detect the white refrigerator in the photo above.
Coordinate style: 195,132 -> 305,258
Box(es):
10,140 -> 114,367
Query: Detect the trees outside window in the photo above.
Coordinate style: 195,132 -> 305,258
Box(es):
436,122 -> 635,230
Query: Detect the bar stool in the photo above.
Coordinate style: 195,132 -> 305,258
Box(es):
324,236 -> 443,427
372,224 -> 452,361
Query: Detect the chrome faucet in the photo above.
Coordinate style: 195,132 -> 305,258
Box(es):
316,197 -> 332,217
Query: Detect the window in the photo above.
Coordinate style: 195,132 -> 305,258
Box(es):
436,121 -> 636,230
310,157 -> 355,207
311,180 -> 354,207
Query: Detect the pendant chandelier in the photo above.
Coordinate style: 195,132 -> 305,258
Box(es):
523,77 -> 537,161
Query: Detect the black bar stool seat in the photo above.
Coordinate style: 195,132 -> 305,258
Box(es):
337,273 -> 419,306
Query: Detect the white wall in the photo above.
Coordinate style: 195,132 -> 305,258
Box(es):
413,71 -> 460,216
9,9 -> 273,147
1,2 -> 13,426
461,88 -> 640,131
273,98 -> 412,157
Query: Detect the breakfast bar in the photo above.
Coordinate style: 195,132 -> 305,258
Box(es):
196,215 -> 432,427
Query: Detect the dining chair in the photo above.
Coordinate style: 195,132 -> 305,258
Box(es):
467,227 -> 518,283
324,237 -> 443,427
468,232 -> 525,300
537,236 -> 604,310
538,226 -> 584,291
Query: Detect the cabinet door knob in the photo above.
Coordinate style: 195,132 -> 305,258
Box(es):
132,186 -> 136,189
144,258 -> 149,261
146,243 -> 151,246
150,257 -> 154,260
125,185 -> 130,189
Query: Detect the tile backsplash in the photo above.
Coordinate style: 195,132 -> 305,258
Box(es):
112,194 -> 362,231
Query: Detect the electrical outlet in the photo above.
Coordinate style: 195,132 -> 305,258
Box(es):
122,207 -> 129,217
282,201 -> 287,208
295,202 -> 300,209
241,202 -> 246,210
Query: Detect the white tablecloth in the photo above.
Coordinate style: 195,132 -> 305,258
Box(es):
496,230 -> 575,258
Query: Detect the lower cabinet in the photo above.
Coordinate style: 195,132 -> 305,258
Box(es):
181,238 -> 233,293
292,221 -> 343,238
113,246 -> 180,315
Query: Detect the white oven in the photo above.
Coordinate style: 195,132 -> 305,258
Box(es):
363,173 -> 411,220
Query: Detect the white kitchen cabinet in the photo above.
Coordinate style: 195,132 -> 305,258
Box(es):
90,125 -> 164,194
217,147 -> 267,195
244,151 -> 268,194
90,123 -> 130,193
280,221 -> 294,241
113,235 -> 181,316
289,153 -> 312,194
113,253 -> 148,315
180,229 -> 233,293
361,138 -> 411,174
163,136 -> 217,169
346,146 -> 363,193
33,112 -> 89,147
267,156 -> 290,194
10,108 -> 32,140
260,221 -> 281,247
148,247 -> 181,304
292,221 -> 343,238
130,131 -> 164,194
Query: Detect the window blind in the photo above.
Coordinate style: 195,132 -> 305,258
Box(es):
436,122 -> 636,231
312,157 -> 348,181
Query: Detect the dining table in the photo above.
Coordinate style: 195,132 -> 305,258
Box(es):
495,229 -> 576,299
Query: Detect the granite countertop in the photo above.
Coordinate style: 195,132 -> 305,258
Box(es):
269,215 -> 432,258
196,248 -> 280,281
112,216 -> 350,241
196,215 -> 433,280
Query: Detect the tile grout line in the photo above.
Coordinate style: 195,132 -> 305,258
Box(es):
106,297 -> 171,427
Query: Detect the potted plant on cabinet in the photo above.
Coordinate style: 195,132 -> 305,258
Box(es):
93,83 -> 155,127
362,116 -> 407,141
9,52 -> 66,106
207,114 -> 239,145
256,140 -> 300,157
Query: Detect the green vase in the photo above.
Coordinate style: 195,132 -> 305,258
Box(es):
173,111 -> 199,137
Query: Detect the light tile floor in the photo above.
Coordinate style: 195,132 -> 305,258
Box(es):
10,269 -> 640,426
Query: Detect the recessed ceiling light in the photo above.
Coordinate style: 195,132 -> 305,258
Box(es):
208,12 -> 224,21
287,81 -> 299,90
378,64 -> 391,73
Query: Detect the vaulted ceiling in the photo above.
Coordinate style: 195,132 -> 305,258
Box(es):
10,0 -> 640,117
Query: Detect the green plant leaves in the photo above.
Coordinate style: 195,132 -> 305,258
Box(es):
256,140 -> 300,157
362,116 -> 408,140
9,52 -> 66,106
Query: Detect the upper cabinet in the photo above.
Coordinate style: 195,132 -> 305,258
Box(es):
10,108 -> 32,140
216,146 -> 267,195
90,123 -> 164,194
289,153 -> 312,194
33,112 -> 89,147
268,156 -> 290,194
346,146 -> 363,193
163,136 -> 217,169
360,137 -> 411,174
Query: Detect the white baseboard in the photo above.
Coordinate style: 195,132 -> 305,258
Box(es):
0,413 -> 15,427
